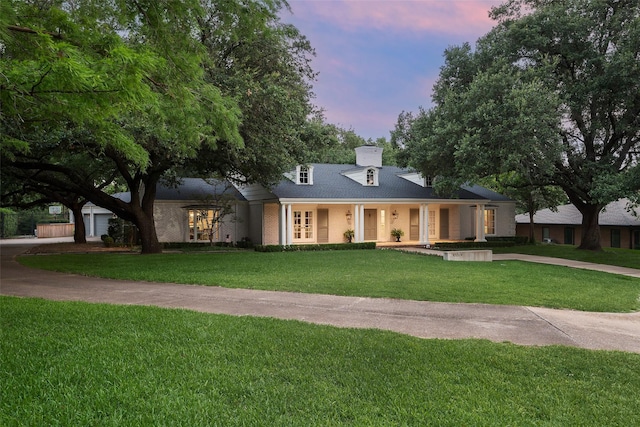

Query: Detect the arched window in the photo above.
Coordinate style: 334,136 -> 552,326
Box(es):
366,168 -> 375,185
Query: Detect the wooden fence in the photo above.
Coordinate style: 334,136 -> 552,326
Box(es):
36,223 -> 75,238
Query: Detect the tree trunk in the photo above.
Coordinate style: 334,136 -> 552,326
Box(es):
528,211 -> 536,244
135,176 -> 163,255
576,203 -> 603,251
136,213 -> 162,254
70,205 -> 87,244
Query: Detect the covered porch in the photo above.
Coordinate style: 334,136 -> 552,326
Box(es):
273,201 -> 491,246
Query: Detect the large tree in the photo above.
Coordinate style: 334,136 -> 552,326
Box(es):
1,0 -> 314,253
395,0 -> 640,250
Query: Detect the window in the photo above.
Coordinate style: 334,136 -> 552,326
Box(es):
424,176 -> 433,187
366,169 -> 375,185
189,209 -> 219,241
293,210 -> 313,240
542,227 -> 550,242
296,165 -> 313,185
299,166 -> 309,184
484,208 -> 496,235
611,229 -> 621,248
564,227 -> 575,245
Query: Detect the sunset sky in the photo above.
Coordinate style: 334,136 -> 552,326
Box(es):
281,0 -> 504,140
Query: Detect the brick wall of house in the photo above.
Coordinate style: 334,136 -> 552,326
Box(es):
263,203 -> 280,245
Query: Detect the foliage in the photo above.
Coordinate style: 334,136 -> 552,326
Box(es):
0,208 -> 18,238
1,0 -> 315,253
17,250 -> 640,312
395,0 -> 640,250
390,228 -> 405,239
3,297 -> 640,426
254,242 -> 375,252
107,217 -> 138,246
343,229 -> 354,242
301,115 -> 398,165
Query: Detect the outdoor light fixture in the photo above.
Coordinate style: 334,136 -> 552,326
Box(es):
346,210 -> 352,222
392,210 -> 398,220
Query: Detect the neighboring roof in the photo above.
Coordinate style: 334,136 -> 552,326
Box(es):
515,199 -> 640,226
270,164 -> 506,201
155,178 -> 246,202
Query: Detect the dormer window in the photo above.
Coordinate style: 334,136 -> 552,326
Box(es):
295,165 -> 313,185
424,176 -> 433,187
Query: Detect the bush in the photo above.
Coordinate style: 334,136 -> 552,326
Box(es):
255,242 -> 376,252
0,208 -> 18,238
102,236 -> 115,247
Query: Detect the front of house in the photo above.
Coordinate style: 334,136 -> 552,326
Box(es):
82,146 -> 516,245
236,146 -> 516,246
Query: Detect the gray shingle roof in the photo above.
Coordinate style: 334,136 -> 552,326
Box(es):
515,199 -> 640,226
156,178 -> 246,201
270,164 -> 507,201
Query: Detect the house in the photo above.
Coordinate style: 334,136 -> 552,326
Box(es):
515,199 -> 640,249
234,146 -> 515,246
82,146 -> 516,245
81,179 -> 248,242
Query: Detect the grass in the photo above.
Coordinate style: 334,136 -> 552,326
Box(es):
18,249 -> 640,312
493,244 -> 640,269
2,297 -> 639,426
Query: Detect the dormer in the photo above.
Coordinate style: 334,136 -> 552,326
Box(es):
398,172 -> 433,187
342,166 -> 379,186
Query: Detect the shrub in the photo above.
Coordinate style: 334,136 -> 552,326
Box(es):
255,242 -> 376,252
102,236 -> 115,247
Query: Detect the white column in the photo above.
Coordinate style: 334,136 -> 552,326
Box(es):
423,203 -> 431,247
475,204 -> 487,242
286,204 -> 293,245
280,204 -> 287,245
358,204 -> 365,242
353,204 -> 360,242
89,206 -> 95,237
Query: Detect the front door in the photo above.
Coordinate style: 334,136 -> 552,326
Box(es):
317,209 -> 328,243
364,209 -> 377,241
410,209 -> 419,241
440,208 -> 449,239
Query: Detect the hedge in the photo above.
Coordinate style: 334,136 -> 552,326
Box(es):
254,242 -> 376,252
433,236 -> 529,250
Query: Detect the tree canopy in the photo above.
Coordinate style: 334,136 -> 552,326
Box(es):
1,0 -> 315,253
395,0 -> 640,250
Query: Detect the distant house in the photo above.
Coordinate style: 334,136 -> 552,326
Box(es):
83,146 -> 516,245
515,199 -> 640,249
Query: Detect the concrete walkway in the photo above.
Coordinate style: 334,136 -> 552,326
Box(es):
1,239 -> 639,353
400,246 -> 640,278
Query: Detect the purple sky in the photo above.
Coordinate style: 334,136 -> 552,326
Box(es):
281,0 -> 504,140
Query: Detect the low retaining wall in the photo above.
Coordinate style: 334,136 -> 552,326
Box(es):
36,223 -> 75,238
442,250 -> 493,262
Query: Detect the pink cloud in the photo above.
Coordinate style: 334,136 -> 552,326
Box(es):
288,0 -> 503,37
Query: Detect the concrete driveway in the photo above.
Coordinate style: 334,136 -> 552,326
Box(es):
2,240 -> 639,353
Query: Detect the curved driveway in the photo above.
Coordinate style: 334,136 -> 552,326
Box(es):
2,241 -> 639,354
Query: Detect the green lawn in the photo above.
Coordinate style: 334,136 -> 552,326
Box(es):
493,244 -> 640,269
2,297 -> 639,426
18,249 -> 640,312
